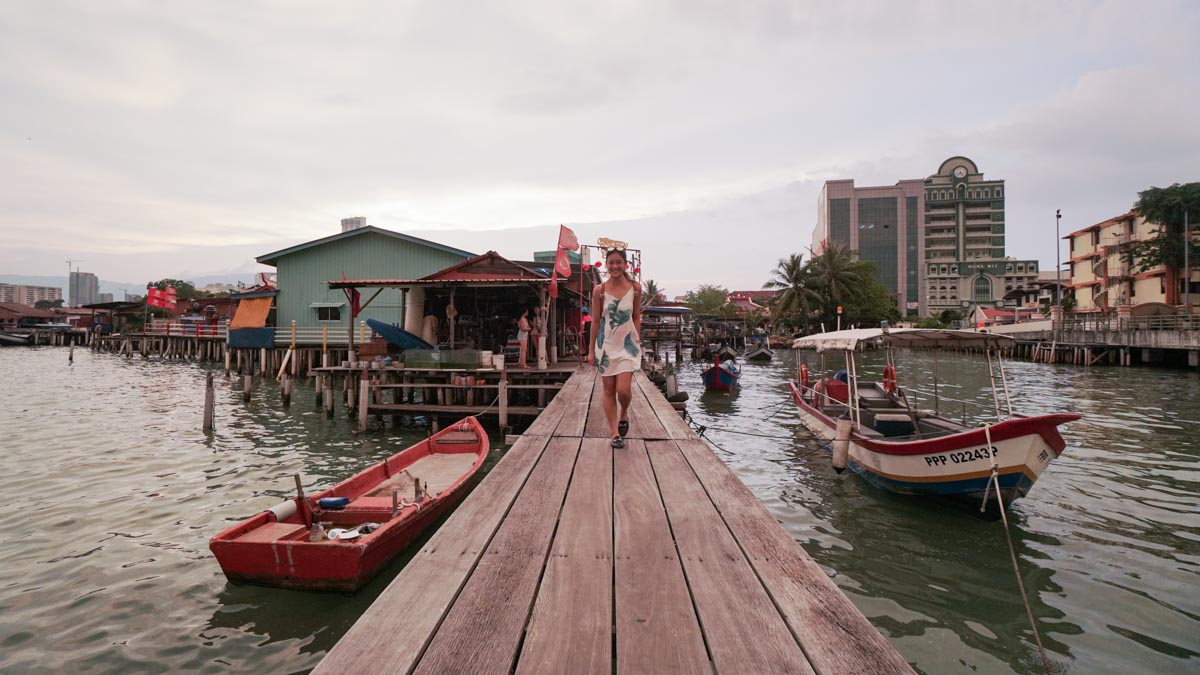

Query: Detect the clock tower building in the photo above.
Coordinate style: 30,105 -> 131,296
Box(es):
813,156 -> 1040,318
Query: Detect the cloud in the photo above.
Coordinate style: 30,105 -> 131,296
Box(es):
0,1 -> 1197,291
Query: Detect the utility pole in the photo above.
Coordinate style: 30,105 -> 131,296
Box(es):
1185,207 -> 1191,314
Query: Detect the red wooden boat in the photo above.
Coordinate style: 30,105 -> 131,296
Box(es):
210,417 -> 489,591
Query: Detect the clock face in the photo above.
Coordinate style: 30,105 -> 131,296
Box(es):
953,166 -> 967,179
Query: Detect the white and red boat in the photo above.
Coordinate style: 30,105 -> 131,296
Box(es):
210,417 -> 489,591
790,328 -> 1079,511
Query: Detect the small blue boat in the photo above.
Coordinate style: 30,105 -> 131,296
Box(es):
365,319 -> 434,351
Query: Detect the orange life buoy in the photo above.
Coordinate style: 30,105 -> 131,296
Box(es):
882,364 -> 898,394
799,364 -> 810,389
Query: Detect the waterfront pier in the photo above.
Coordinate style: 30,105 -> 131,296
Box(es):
315,368 -> 911,674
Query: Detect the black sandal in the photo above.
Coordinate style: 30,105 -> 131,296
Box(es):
611,436 -> 624,449
618,420 -> 629,437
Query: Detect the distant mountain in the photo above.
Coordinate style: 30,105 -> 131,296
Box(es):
0,273 -> 258,299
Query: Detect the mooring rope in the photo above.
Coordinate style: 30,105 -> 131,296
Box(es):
980,425 -> 1052,675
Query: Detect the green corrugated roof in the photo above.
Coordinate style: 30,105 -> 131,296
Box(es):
256,226 -> 474,266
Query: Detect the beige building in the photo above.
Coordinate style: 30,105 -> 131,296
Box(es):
0,283 -> 63,306
1065,211 -> 1200,313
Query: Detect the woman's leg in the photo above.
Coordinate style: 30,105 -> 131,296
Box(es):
615,371 -> 633,426
601,375 -> 620,438
518,337 -> 528,367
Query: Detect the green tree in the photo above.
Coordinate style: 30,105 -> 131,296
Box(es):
915,316 -> 947,329
35,298 -> 65,309
683,284 -> 733,316
1124,183 -> 1200,302
806,242 -> 869,325
763,253 -> 819,329
840,262 -> 901,326
148,279 -> 200,300
641,279 -> 664,309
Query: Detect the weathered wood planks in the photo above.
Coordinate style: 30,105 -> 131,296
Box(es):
648,440 -> 816,674
613,439 -> 710,674
412,437 -> 581,675
516,437 -> 613,674
676,439 -> 914,673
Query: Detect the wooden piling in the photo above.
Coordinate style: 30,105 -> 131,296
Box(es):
242,374 -> 252,403
203,372 -> 215,432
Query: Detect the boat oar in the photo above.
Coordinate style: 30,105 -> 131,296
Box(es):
294,473 -> 314,528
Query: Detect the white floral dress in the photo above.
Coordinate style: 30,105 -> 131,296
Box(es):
594,287 -> 641,376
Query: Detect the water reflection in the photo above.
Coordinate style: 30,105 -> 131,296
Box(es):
672,346 -> 1199,674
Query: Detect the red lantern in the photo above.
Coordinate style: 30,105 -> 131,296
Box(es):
633,267 -> 640,274
594,261 -> 602,267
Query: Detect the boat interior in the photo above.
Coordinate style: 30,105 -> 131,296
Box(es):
811,379 -> 968,440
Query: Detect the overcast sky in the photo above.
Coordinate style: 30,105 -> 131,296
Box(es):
2,1 -> 1197,298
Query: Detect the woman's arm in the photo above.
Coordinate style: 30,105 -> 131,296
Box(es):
632,280 -> 643,336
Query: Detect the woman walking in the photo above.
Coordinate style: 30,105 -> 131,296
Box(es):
587,245 -> 642,448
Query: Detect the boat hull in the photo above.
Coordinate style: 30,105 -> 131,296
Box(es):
210,417 -> 489,591
745,347 -> 773,362
788,382 -> 1077,507
702,363 -> 740,391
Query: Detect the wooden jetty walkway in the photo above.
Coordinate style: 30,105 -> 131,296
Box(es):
316,368 -> 911,674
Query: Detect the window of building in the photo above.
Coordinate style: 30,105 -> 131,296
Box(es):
317,306 -> 341,321
1130,283 -> 1136,297
940,265 -> 948,275
996,188 -> 1002,197
973,276 -> 992,301
1161,277 -> 1167,294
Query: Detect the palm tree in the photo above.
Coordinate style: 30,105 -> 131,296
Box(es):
807,242 -> 868,321
641,279 -> 663,309
763,253 -> 819,329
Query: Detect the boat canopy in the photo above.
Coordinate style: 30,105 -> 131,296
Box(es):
792,327 -> 1015,352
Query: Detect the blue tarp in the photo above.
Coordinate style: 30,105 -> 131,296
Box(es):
227,327 -> 276,349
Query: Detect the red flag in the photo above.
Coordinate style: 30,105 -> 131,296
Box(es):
557,224 -> 578,251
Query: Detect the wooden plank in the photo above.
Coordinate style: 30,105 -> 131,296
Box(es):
367,403 -> 541,415
312,434 -> 553,675
413,436 -> 582,675
584,371 -> 611,438
516,437 -> 613,674
520,376 -> 574,436
613,439 -> 710,675
676,439 -> 913,673
646,440 -> 815,674
553,368 -> 595,438
634,372 -> 693,439
625,378 -> 669,440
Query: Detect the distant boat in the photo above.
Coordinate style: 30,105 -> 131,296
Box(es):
716,345 -> 738,362
210,416 -> 489,591
0,332 -> 30,347
745,345 -> 774,362
365,319 -> 434,351
701,356 -> 741,391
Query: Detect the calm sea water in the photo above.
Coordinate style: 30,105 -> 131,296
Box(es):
0,346 -> 1196,673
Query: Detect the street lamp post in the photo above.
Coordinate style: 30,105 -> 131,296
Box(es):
1184,207 -> 1191,314
1056,209 -> 1063,318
